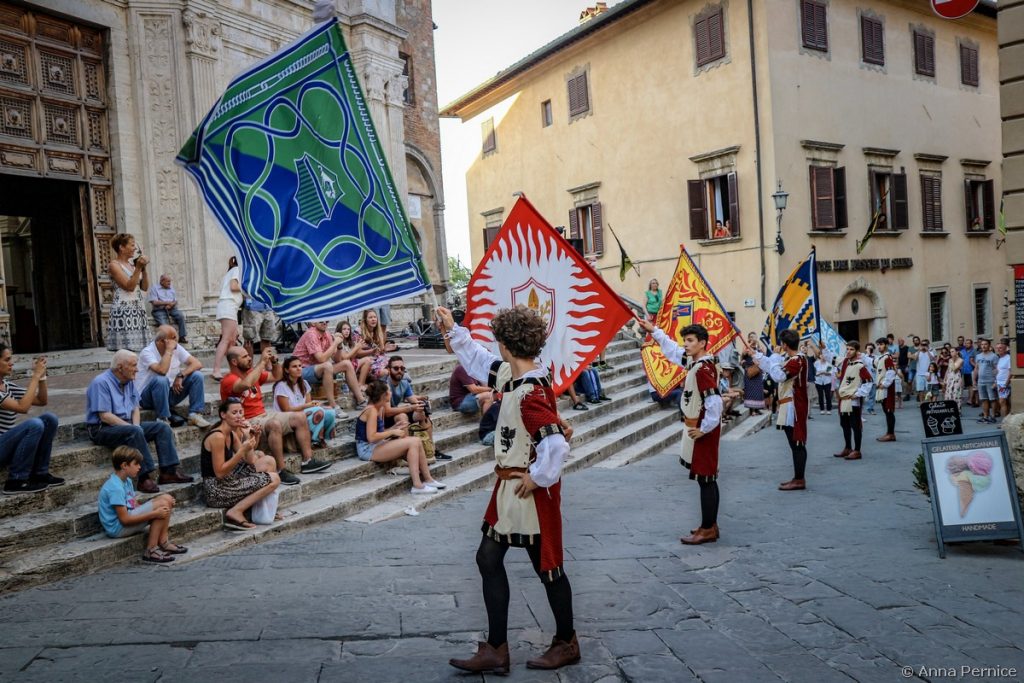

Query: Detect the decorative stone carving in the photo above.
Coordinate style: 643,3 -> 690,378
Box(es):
364,68 -> 387,103
386,75 -> 407,106
183,9 -> 221,59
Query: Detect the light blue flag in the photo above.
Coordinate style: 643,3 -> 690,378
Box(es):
177,19 -> 430,323
820,318 -> 846,361
761,249 -> 822,347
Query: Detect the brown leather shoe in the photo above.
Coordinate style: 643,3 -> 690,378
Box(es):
778,479 -> 806,491
833,448 -> 852,458
690,523 -> 721,537
876,434 -> 896,442
527,634 -> 581,670
681,525 -> 719,545
845,450 -> 862,460
158,469 -> 194,485
137,477 -> 160,494
449,641 -> 510,674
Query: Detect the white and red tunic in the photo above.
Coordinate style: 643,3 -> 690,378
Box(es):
651,329 -> 723,482
449,325 -> 569,583
837,357 -> 874,412
756,352 -> 809,444
874,354 -> 897,411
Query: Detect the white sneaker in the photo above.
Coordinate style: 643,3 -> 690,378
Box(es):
334,407 -> 348,419
188,413 -> 211,428
425,479 -> 447,489
411,485 -> 438,495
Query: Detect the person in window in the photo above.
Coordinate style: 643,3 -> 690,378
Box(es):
712,220 -> 730,239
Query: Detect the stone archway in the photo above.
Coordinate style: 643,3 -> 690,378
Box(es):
405,143 -> 448,287
833,276 -> 888,344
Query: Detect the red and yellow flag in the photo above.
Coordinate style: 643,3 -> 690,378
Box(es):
642,245 -> 739,397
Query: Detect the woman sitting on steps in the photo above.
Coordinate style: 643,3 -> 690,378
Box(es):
201,398 -> 281,530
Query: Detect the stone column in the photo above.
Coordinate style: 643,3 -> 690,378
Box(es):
432,200 -> 450,286
126,4 -> 194,315
385,75 -> 410,203
182,6 -> 222,313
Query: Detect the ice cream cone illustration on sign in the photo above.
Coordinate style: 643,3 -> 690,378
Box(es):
946,451 -> 993,517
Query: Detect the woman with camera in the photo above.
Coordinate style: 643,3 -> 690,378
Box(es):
105,233 -> 151,351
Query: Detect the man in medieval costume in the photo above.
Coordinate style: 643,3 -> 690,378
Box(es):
436,305 -> 579,674
834,340 -> 874,460
754,329 -> 811,490
874,337 -> 898,442
638,318 -> 723,545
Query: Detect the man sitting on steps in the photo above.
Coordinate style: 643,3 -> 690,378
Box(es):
220,346 -> 330,485
136,326 -> 209,429
383,356 -> 452,461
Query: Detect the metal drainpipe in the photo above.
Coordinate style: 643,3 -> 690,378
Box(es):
747,0 -> 767,311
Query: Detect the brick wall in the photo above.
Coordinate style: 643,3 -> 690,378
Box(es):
396,0 -> 442,173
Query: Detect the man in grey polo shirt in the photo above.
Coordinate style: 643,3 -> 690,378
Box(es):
973,339 -> 998,424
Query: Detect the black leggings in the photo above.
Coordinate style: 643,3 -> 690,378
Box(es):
884,408 -> 896,435
840,407 -> 863,450
815,384 -> 832,412
783,426 -> 808,480
476,534 -> 574,648
698,479 -> 719,529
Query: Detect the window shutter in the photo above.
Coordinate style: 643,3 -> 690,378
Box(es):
801,0 -> 814,48
695,16 -> 710,65
982,179 -> 995,232
688,179 -> 708,240
834,167 -> 847,229
568,73 -> 589,116
892,172 -> 908,229
915,32 -> 935,76
861,17 -> 883,65
592,202 -> 604,255
925,35 -> 935,76
569,208 -> 580,239
810,166 -> 835,229
482,118 -> 495,154
961,45 -> 979,86
484,226 -> 499,249
814,3 -> 828,50
964,179 -> 975,230
709,9 -> 725,62
727,172 -> 740,236
920,176 -> 933,231
801,1 -> 827,51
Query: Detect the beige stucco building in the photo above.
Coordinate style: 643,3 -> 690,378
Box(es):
0,0 -> 447,352
443,0 -> 1002,348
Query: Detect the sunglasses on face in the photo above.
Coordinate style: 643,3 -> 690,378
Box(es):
390,366 -> 406,372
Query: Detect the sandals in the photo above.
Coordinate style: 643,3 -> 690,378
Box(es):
572,402 -> 589,411
142,548 -> 175,563
159,542 -> 188,554
223,516 -> 256,531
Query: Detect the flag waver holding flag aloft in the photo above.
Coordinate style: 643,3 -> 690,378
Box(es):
762,249 -> 822,348
177,18 -> 430,323
461,196 -> 633,395
641,246 -> 739,398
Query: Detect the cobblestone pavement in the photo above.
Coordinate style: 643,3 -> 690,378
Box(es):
1,402 -> 1022,683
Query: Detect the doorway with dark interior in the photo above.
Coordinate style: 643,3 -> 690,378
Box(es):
0,175 -> 94,352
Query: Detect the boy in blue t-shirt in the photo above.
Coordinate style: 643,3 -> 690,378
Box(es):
98,446 -> 186,563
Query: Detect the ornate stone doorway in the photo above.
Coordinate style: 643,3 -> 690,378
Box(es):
0,2 -> 111,348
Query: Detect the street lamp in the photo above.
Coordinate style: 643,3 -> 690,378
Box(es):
772,180 -> 789,255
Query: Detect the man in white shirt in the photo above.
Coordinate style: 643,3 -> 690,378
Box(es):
137,326 -> 209,428
914,339 -> 934,403
995,340 -> 1012,420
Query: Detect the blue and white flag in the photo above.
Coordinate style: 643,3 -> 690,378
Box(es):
762,249 -> 822,347
177,19 -> 430,322
820,318 -> 847,362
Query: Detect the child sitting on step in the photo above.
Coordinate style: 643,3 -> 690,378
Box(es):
97,446 -> 187,564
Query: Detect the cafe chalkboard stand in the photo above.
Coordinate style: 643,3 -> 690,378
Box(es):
922,431 -> 1024,558
919,400 -> 963,438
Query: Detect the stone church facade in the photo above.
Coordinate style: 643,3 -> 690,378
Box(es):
0,0 -> 446,351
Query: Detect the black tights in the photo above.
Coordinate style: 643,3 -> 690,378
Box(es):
476,534 -> 574,648
783,426 -> 808,480
815,384 -> 832,412
884,408 -> 895,435
698,479 -> 719,529
840,407 -> 863,450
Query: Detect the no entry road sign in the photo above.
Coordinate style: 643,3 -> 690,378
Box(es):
930,0 -> 980,20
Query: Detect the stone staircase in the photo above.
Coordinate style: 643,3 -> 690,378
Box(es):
0,334 -> 741,593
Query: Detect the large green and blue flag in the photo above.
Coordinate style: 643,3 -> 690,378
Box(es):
177,18 -> 430,322
762,249 -> 822,347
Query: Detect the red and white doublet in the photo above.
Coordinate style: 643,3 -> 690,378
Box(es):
449,325 -> 569,583
757,352 -> 809,444
837,357 -> 874,412
651,329 -> 723,482
874,353 -> 897,411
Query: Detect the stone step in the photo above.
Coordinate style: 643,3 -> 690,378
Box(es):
0,370 -> 651,565
166,392 -> 673,565
47,338 -> 641,445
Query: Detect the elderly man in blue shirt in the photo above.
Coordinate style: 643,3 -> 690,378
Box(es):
86,350 -> 192,493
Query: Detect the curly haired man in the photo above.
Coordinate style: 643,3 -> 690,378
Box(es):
437,305 -> 579,674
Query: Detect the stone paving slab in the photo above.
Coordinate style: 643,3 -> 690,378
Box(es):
0,401 -> 1022,681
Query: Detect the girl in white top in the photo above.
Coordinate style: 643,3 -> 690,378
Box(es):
274,357 -> 335,446
813,351 -> 834,415
212,256 -> 243,380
